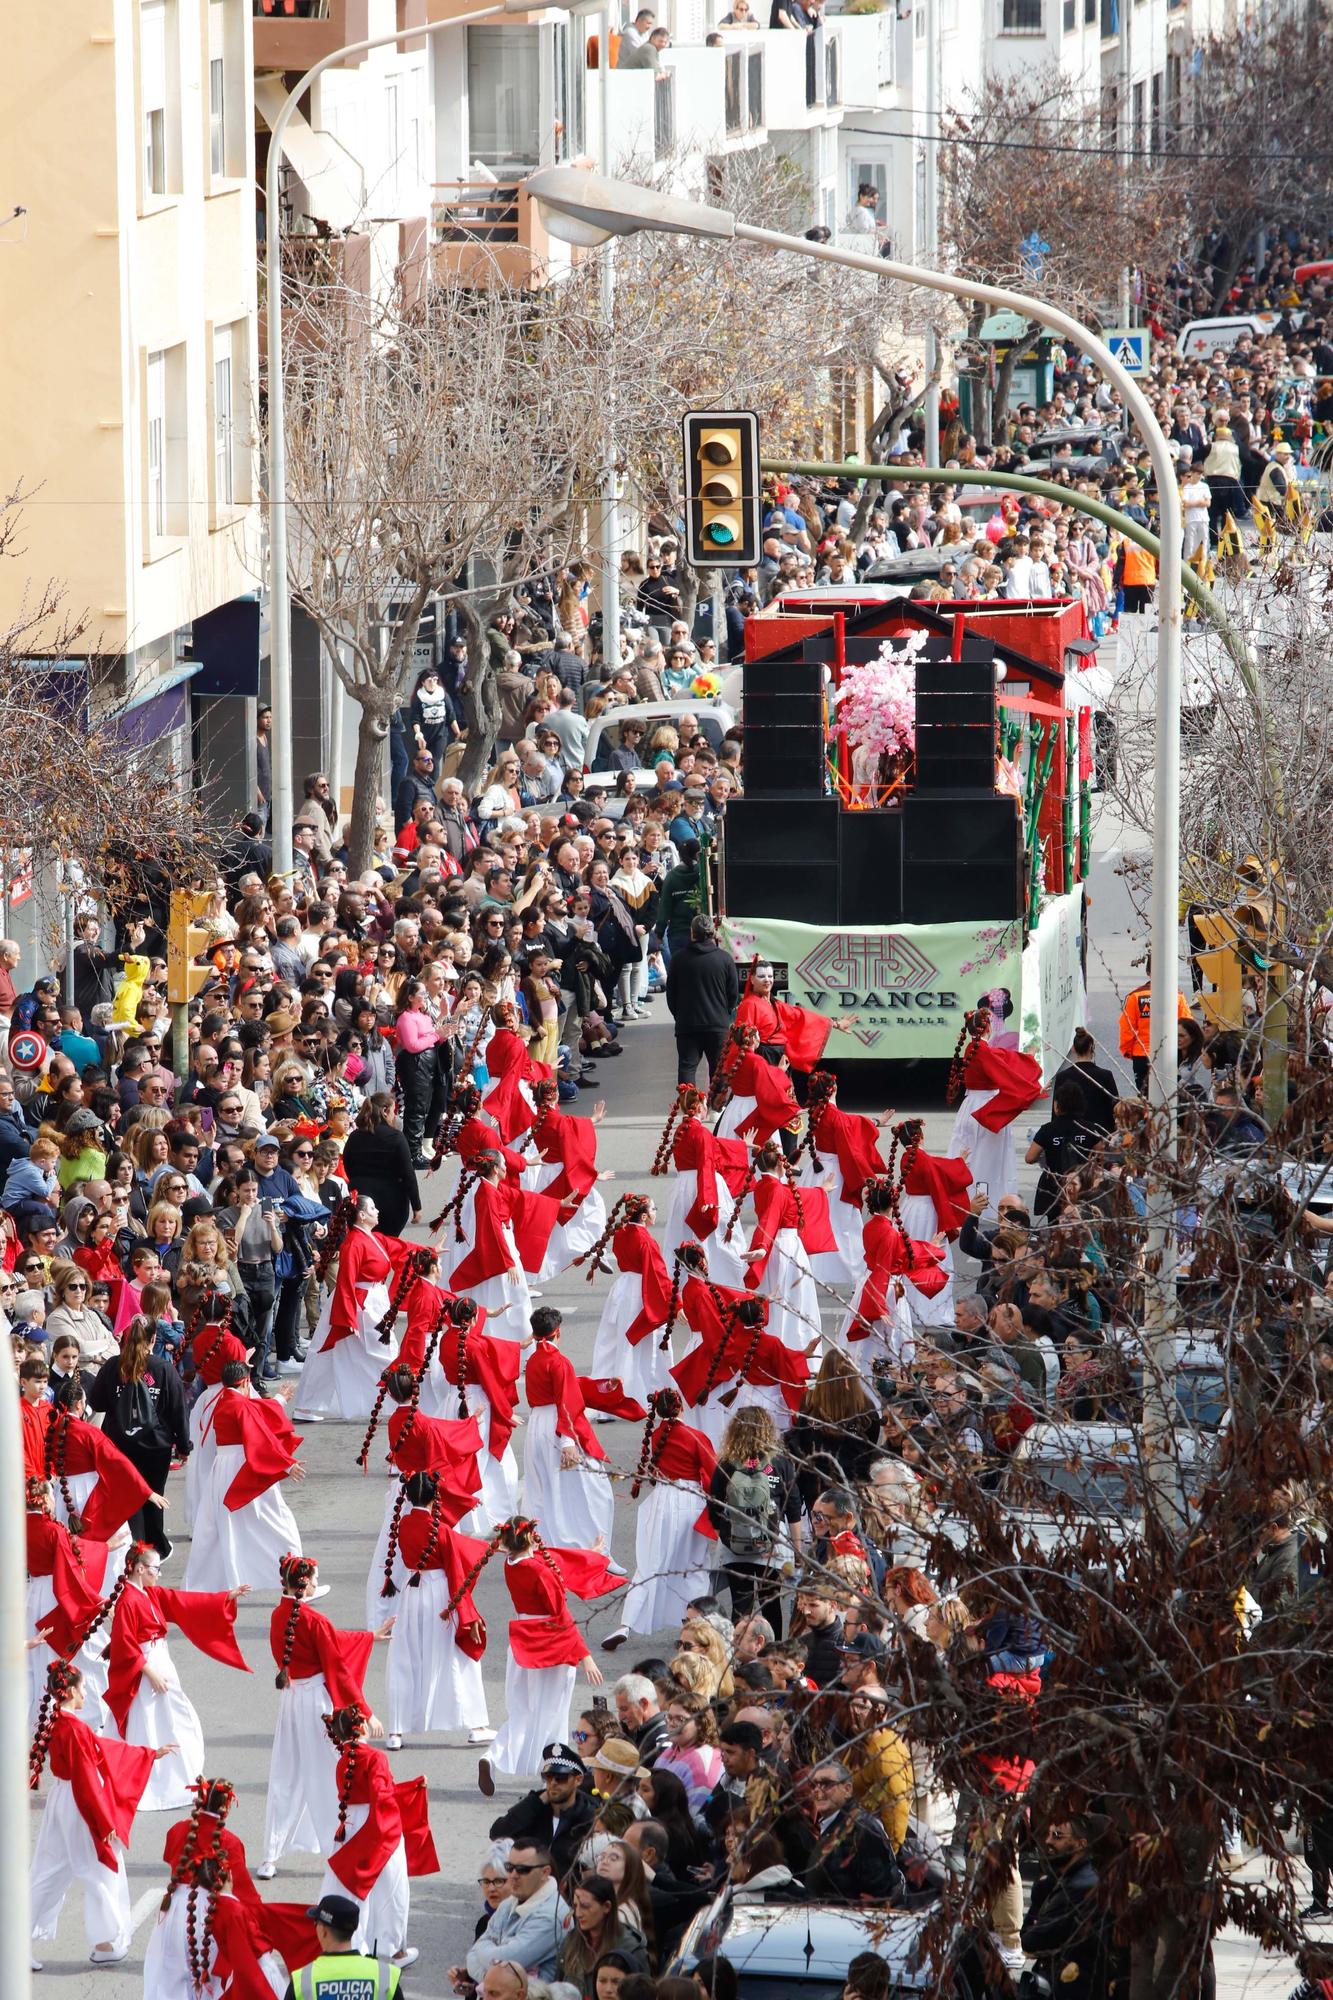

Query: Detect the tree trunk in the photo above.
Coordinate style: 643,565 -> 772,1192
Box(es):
455,602 -> 502,796
989,323 -> 1038,445
346,695 -> 393,876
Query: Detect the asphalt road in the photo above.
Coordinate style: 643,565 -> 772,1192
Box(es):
29,638 -> 1298,1997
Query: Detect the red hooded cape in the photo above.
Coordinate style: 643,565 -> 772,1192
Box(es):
615,1224 -> 674,1347
105,1582 -> 250,1733
962,1040 -> 1044,1132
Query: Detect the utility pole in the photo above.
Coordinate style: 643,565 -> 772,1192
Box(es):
1118,0 -> 1133,325
922,0 -> 940,461
598,8 -> 621,668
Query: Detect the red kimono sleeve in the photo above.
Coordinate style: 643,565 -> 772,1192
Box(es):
440,1527 -> 494,1660
546,1545 -> 627,1601
105,1585 -> 161,1734
620,1227 -> 674,1347
449,1180 -> 519,1293
526,1344 -> 603,1461
735,1059 -> 800,1146
679,1124 -> 720,1239
754,1331 -> 811,1410
905,1150 -> 975,1237
536,1113 -> 600,1208
309,1609 -> 376,1713
29,1515 -> 106,1655
393,1773 -> 440,1877
965,1042 -> 1045,1131
742,1177 -> 793,1289
58,1713 -> 158,1868
156,1586 -> 251,1677
218,1395 -> 302,1510
578,1375 -> 647,1421
508,1185 -> 562,1275
209,1896 -> 284,2000
832,1108 -> 889,1205
69,1425 -> 153,1543
399,1277 -> 448,1375
326,1746 -> 403,1901
322,1230 -> 377,1350
471,1332 -> 521,1460
774,997 -> 833,1072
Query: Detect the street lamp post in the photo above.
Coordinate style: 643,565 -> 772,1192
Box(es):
525,163 -> 1186,1500
264,0 -> 582,877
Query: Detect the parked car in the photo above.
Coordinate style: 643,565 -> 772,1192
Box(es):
581,698 -> 737,812
1000,1419 -> 1210,1550
1022,427 -> 1124,468
1174,312 -> 1302,360
672,1891 -> 984,2000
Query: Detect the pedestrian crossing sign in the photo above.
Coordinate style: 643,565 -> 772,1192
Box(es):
1105,326 -> 1150,376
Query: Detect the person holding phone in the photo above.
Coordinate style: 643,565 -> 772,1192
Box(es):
213,1168 -> 284,1390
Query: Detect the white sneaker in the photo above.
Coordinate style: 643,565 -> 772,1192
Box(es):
393,1948 -> 420,1969
386,1732 -> 403,1751
468,1726 -> 497,1745
90,1946 -> 129,1965
602,1626 -> 630,1652
993,1943 -> 1025,1979
255,1862 -> 277,1881
277,1359 -> 304,1375
291,1411 -> 324,1423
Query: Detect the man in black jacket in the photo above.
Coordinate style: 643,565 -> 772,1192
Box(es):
487,1742 -> 595,1887
794,1581 -> 845,1688
665,914 -> 740,1085
803,1764 -> 904,1903
1021,1817 -> 1118,2000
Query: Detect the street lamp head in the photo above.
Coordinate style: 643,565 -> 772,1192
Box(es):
523,166 -> 736,248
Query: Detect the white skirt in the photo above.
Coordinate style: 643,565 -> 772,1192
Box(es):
675,1352 -> 791,1448
795,1162 -> 865,1286
26,1573 -> 109,1732
294,1282 -> 398,1421
322,1815 -> 411,1958
835,1289 -> 917,1371
386,1566 -> 489,1735
262,1672 -> 339,1865
622,1477 -> 715,1636
186,1384 -> 225,1529
714,1095 -> 755,1144
439,1184 -> 531,1340
52,1470 -> 132,1591
663,1172 -> 747,1286
144,1886 -> 287,1999
413,1376 -> 518,1532
488,1652 -> 575,1779
750,1229 -> 821,1353
30,1774 -> 132,1951
124,1636 -> 205,1811
898,1192 -> 957,1326
521,1404 -> 615,1551
589,1271 -> 675,1404
947,1092 -> 1017,1211
183,1444 -> 301,1594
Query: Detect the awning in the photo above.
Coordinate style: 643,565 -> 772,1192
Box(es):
255,78 -> 364,232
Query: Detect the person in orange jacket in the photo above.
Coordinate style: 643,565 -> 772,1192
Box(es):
1118,956 -> 1191,1093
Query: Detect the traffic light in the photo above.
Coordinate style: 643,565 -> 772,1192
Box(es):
683,411 -> 760,567
167,889 -> 213,1005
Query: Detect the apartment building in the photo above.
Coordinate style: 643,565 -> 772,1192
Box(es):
0,0 -> 262,792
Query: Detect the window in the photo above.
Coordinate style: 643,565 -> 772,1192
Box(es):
1132,77 -> 1145,153
1001,0 -> 1043,32
1150,69 -> 1162,152
467,25 -> 540,173
210,57 -> 226,177
214,327 -> 234,508
1084,0 -> 1095,22
146,352 -> 166,538
1063,0 -> 1075,27
141,1 -> 167,196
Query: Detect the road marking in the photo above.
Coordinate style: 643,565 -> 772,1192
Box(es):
130,1888 -> 159,1936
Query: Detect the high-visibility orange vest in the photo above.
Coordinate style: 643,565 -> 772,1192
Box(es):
1118,982 -> 1188,1057
1122,542 -> 1157,587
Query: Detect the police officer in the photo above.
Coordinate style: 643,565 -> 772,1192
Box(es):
283,1895 -> 407,1999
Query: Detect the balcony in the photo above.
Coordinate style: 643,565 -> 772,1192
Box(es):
252,0 -> 370,72
723,42 -> 765,135
258,230 -> 374,363
429,179 -> 550,285
654,72 -> 676,156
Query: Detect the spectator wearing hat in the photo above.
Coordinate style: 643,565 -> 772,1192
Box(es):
488,1742 -> 597,1887
590,1736 -> 648,1817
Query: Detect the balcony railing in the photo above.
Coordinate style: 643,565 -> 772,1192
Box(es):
654,73 -> 676,156
877,9 -> 895,85
724,43 -> 765,134
429,180 -> 549,285
432,179 -> 522,243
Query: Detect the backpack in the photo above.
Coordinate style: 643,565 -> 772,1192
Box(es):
115,1374 -> 159,1442
724,1460 -> 777,1559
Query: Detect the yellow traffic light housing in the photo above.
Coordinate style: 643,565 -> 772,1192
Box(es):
683,411 -> 760,567
168,889 -> 214,1005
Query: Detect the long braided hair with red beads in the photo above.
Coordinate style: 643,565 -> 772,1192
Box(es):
707,1022 -> 758,1112
184,1853 -> 228,1995
661,1240 -> 727,1354
724,1138 -> 803,1242
440,1514 -> 562,1624
443,1295 -> 480,1420
884,1117 -> 925,1225
160,1777 -> 237,1913
357,1364 -> 413,1472
191,1296 -> 235,1379
630,1387 -> 684,1498
380,1468 -> 423,1600
314,1191 -> 359,1285
376,1244 -> 436,1340
274,1552 -> 318,1687
651,1085 -> 704,1177
862,1174 -> 904,1234
43,1403 -> 85,1541
529,1078 -> 560,1151
698,1297 -> 767,1407
29,1659 -> 81,1788
434,1080 -> 484,1169
574,1191 -> 652,1281
800,1069 -> 837,1170
73,1539 -> 150,1653
324,1705 -> 368,1844
438,1147 -> 501,1241
946,1008 -> 991,1106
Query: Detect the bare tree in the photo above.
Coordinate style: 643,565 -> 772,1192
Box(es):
273,269 -> 610,865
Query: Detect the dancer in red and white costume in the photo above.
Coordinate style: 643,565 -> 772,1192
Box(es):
654,1086 -> 750,1286
357,1371 -> 483,1625
380,1470 -> 492,1748
887,1117 -> 975,1326
259,1552 -> 393,1878
731,1140 -> 838,1352
102,1539 -> 251,1810
183,1317 -> 251,1530
523,1307 -> 619,1551
840,1176 -> 949,1366
184,1361 -> 306,1592
582,1193 -> 678,1404
946,1009 -> 1044,1210
148,1775 -> 286,1998
797,1070 -> 896,1283
605,1389 -> 718,1646
41,1381 -> 150,1555
733,962 -> 855,1073
666,1244 -> 815,1445
29,1660 -> 175,1968
709,1025 -> 800,1149
25,1475 -> 110,1727
524,1080 -> 610,1277
464,1516 -> 622,1789
479,1008 -> 549,1144
319,1705 -> 433,1970
294,1195 -> 415,1421
393,1265 -> 522,1524
438,1149 -> 553,1340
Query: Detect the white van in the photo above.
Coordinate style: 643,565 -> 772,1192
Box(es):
1175,312 -> 1301,360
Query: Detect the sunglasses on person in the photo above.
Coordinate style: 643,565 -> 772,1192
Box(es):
506,1862 -> 545,1876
